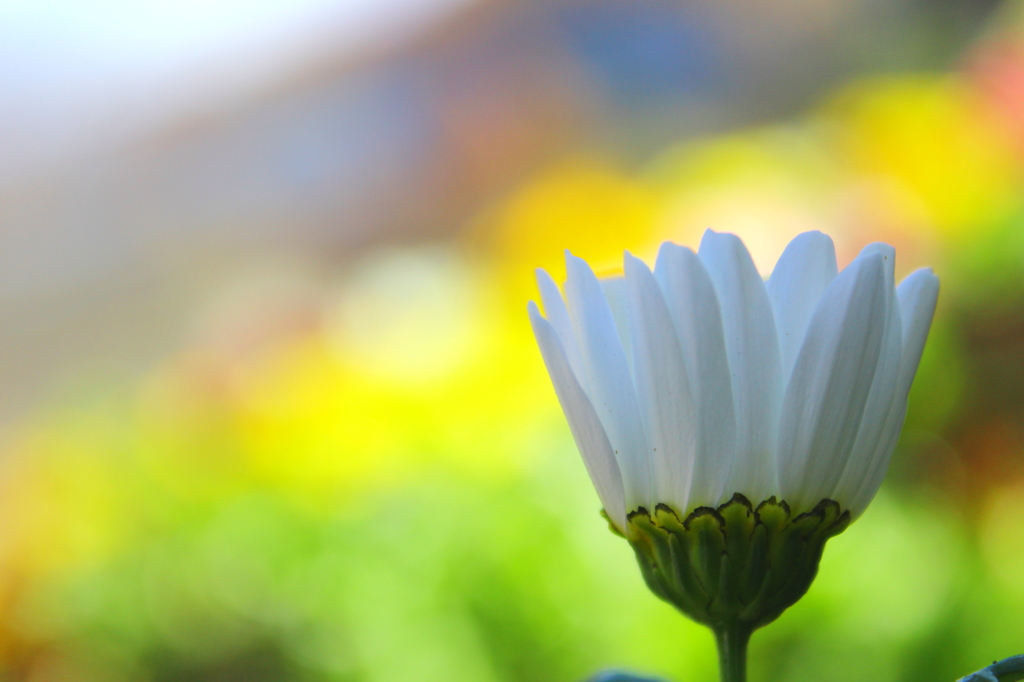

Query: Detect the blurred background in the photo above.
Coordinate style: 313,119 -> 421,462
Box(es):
1,0 -> 1024,680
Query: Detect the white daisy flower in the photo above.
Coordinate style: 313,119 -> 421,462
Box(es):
529,229 -> 937,531
528,230 -> 938,678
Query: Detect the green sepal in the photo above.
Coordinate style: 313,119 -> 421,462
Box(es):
601,509 -> 626,538
620,494 -> 849,634
687,508 -> 725,605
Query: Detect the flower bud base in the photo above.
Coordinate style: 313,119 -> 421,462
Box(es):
615,494 -> 850,681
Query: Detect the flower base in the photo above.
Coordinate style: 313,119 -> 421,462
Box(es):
612,494 -> 851,682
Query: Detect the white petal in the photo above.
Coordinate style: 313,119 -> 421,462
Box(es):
777,252 -> 888,512
831,244 -> 902,509
529,302 -> 627,529
654,242 -> 736,507
565,253 -> 653,510
624,253 -> 698,512
846,267 -> 939,516
857,242 -> 897,293
600,276 -> 633,375
536,268 -> 584,381
766,231 -> 838,381
698,230 -> 783,502
896,268 -> 940,397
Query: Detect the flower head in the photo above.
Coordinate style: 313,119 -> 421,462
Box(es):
529,229 -> 937,530
528,230 -> 938,642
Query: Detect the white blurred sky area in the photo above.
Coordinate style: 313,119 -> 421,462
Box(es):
0,0 -> 474,182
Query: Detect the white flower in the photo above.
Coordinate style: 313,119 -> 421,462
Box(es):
528,230 -> 938,532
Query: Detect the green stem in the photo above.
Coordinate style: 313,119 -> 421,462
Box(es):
713,623 -> 752,682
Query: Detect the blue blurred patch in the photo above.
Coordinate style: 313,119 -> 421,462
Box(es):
587,670 -> 671,682
554,0 -> 724,108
